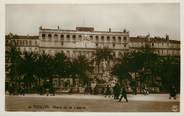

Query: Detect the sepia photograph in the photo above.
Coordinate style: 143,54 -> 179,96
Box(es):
4,3 -> 180,112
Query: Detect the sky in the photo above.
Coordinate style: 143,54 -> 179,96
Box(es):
6,4 -> 180,40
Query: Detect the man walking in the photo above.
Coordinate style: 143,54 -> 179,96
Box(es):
118,86 -> 128,102
169,85 -> 177,100
113,82 -> 120,99
105,84 -> 111,98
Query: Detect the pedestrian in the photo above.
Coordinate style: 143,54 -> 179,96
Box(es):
143,87 -> 149,95
116,83 -> 121,99
119,86 -> 128,102
113,83 -> 120,99
91,82 -> 96,95
21,85 -> 25,96
105,84 -> 111,98
45,80 -> 50,96
169,85 -> 177,100
113,83 -> 117,99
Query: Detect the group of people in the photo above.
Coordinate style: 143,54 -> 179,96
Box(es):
104,83 -> 128,103
104,83 -> 178,102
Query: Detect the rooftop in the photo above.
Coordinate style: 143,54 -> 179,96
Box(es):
39,26 -> 129,34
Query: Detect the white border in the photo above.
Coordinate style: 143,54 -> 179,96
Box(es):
0,0 -> 183,116
2,0 -> 182,4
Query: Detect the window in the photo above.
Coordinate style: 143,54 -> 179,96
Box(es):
42,34 -> 46,39
96,43 -> 98,47
61,42 -> 64,45
118,37 -> 121,42
101,36 -> 104,41
60,34 -> 64,38
29,41 -> 32,46
24,40 -> 28,46
90,35 -> 93,39
152,43 -> 154,46
15,40 -> 18,45
113,36 -> 116,41
26,41 -> 28,46
66,35 -> 70,41
113,52 -> 115,57
72,35 -> 76,38
67,35 -> 70,38
20,40 -> 23,46
123,37 -> 127,41
113,43 -> 115,47
124,44 -> 127,47
78,35 -> 82,38
54,34 -> 58,39
107,36 -> 110,41
96,36 -> 99,41
96,36 -> 99,39
48,34 -> 52,38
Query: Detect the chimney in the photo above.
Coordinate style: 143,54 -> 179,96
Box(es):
57,26 -> 60,30
109,28 -> 111,32
166,34 -> 169,41
27,34 -> 29,38
123,29 -> 126,33
39,26 -> 42,30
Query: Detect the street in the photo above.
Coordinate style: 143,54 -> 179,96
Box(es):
5,94 -> 179,112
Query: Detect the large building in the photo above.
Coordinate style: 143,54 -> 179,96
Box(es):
5,26 -> 180,93
38,26 -> 130,59
6,26 -> 180,57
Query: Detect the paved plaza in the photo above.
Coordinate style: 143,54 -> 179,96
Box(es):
5,94 -> 180,112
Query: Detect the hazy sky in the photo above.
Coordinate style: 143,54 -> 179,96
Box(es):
6,4 -> 180,40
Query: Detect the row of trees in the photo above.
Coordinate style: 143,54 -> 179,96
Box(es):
112,46 -> 180,93
6,34 -> 94,94
6,48 -> 93,94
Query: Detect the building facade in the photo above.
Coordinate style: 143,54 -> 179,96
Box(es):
38,26 -> 130,59
6,27 -> 180,57
129,35 -> 180,56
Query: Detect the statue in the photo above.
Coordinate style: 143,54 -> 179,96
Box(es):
102,59 -> 107,71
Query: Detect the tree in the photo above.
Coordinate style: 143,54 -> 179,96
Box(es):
127,45 -> 161,93
20,51 -> 37,92
111,53 -> 131,86
75,55 -> 92,85
6,33 -> 22,94
53,52 -> 68,86
35,52 -> 53,92
159,56 -> 180,92
69,55 -> 92,87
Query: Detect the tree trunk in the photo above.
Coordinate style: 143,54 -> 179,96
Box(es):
38,78 -> 41,87
72,77 -> 76,87
97,63 -> 100,75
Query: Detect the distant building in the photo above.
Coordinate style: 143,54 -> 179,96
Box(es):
129,35 -> 180,56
